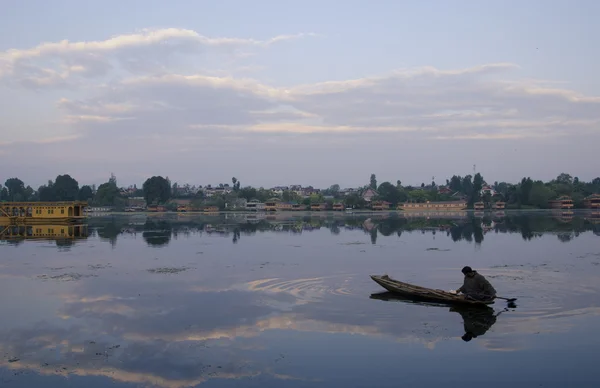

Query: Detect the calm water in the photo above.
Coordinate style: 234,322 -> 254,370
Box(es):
1,212 -> 599,387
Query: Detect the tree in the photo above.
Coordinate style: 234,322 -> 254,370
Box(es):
143,176 -> 171,205
282,190 -> 301,203
449,175 -> 462,192
4,178 -> 25,201
377,182 -> 406,205
555,173 -> 573,186
529,181 -> 555,208
95,181 -> 120,206
344,193 -> 366,209
370,174 -> 377,190
53,174 -> 79,201
471,173 -> 484,204
232,177 -> 240,191
238,186 -> 258,201
0,187 -> 9,200
78,185 -> 94,201
461,175 -> 473,197
520,177 -> 533,205
38,184 -> 56,201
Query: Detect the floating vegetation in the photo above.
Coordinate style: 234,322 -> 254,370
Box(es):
340,241 -> 366,245
37,273 -> 98,281
426,248 -> 451,251
147,267 -> 190,274
88,263 -> 112,270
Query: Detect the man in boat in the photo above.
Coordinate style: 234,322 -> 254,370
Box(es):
456,266 -> 496,301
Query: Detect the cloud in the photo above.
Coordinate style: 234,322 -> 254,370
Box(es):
0,28 -> 316,89
1,28 -> 599,185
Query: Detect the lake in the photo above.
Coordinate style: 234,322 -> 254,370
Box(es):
1,211 -> 599,387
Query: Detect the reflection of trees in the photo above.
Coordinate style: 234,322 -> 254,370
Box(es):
82,212 -> 599,246
142,220 -> 172,247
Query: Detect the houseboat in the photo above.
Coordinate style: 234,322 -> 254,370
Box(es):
0,201 -> 87,224
310,203 -> 328,211
147,205 -> 167,212
203,206 -> 219,213
371,201 -> 391,211
473,201 -> 485,211
246,200 -> 266,212
291,203 -> 305,211
0,223 -> 88,241
492,201 -> 506,210
549,196 -> 574,210
276,202 -> 294,211
583,194 -> 600,210
265,201 -> 278,212
398,200 -> 467,211
333,203 -> 344,211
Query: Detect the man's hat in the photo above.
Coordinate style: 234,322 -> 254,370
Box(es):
461,266 -> 473,274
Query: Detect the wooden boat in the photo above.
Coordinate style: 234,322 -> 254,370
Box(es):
370,274 -> 494,306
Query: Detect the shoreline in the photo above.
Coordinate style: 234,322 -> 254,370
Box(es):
83,208 -> 595,217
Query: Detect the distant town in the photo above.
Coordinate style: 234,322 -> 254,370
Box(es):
1,172 -> 599,213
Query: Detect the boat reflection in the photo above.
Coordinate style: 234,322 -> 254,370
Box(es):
370,292 -> 501,342
0,223 -> 88,243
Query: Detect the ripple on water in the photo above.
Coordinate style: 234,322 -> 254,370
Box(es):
243,275 -> 357,303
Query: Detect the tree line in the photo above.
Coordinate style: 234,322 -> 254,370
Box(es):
1,172 -> 599,210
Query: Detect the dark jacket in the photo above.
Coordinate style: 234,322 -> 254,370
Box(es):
458,271 -> 496,297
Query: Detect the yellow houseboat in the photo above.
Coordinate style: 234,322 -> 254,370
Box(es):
398,200 -> 467,211
583,194 -> 600,210
0,223 -> 88,241
0,201 -> 87,224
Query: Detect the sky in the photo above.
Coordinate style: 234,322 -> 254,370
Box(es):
1,0 -> 599,189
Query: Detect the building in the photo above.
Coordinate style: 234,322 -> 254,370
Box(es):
362,188 -> 377,202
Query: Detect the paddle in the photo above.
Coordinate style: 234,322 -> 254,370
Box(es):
494,296 -> 517,302
454,291 -> 517,303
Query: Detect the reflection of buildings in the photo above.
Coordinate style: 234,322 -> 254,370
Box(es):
402,211 -> 467,219
0,223 -> 88,241
552,210 -> 574,223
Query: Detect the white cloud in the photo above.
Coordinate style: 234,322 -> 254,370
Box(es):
0,28 -> 316,89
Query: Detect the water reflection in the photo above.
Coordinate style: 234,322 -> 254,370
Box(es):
0,223 -> 88,246
77,211 -> 600,247
369,292 -> 502,342
2,212 -> 598,249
